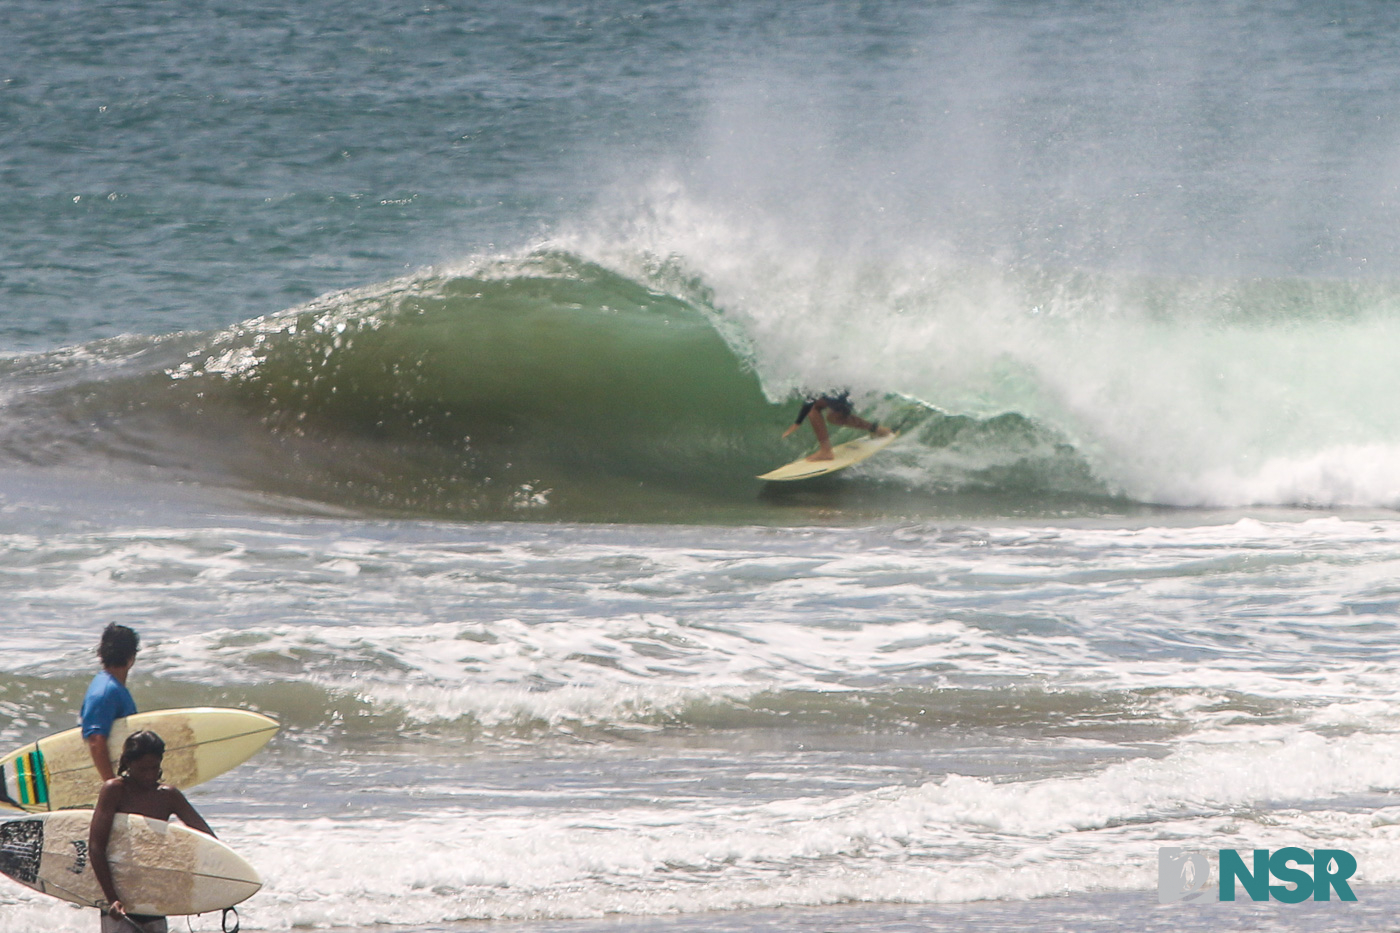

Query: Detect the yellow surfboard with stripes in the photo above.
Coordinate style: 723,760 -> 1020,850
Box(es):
0,707 -> 277,812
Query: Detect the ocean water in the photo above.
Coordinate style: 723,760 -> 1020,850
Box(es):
5,1 -> 1400,931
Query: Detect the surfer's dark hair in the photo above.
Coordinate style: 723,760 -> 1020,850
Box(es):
98,623 -> 140,668
117,730 -> 165,778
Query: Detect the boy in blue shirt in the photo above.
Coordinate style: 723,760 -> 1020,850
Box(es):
81,624 -> 140,781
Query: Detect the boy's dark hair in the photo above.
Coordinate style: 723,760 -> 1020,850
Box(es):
97,623 -> 140,668
117,730 -> 165,778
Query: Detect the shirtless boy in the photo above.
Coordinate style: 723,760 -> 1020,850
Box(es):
88,730 -> 216,933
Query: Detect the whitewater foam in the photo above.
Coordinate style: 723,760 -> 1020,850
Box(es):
9,724 -> 1400,931
556,176 -> 1400,511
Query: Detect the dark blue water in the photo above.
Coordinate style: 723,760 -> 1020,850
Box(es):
9,1 -> 1400,351
2,1 -> 700,344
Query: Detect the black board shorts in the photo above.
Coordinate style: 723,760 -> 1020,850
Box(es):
794,391 -> 854,425
820,392 -> 853,417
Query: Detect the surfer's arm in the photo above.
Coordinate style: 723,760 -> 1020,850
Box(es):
80,678 -> 129,781
784,398 -> 818,438
89,780 -> 125,916
86,733 -> 117,781
168,786 -> 216,838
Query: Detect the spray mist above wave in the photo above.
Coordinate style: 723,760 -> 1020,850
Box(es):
564,179 -> 1400,511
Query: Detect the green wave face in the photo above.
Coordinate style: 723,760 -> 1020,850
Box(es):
162,253 -> 796,520
0,251 -> 1115,523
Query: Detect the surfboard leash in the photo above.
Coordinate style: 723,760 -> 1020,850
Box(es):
114,916 -> 164,933
172,907 -> 239,933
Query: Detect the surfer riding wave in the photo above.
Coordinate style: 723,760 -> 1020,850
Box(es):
783,391 -> 891,461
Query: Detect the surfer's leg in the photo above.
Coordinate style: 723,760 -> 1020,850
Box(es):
805,409 -> 836,460
827,411 -> 892,437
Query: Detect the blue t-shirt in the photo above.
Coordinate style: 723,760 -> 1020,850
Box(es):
80,671 -> 137,738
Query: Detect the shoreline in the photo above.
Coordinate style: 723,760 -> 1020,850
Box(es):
305,886 -> 1400,933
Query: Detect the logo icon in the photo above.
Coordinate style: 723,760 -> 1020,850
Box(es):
1159,848 -> 1213,903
